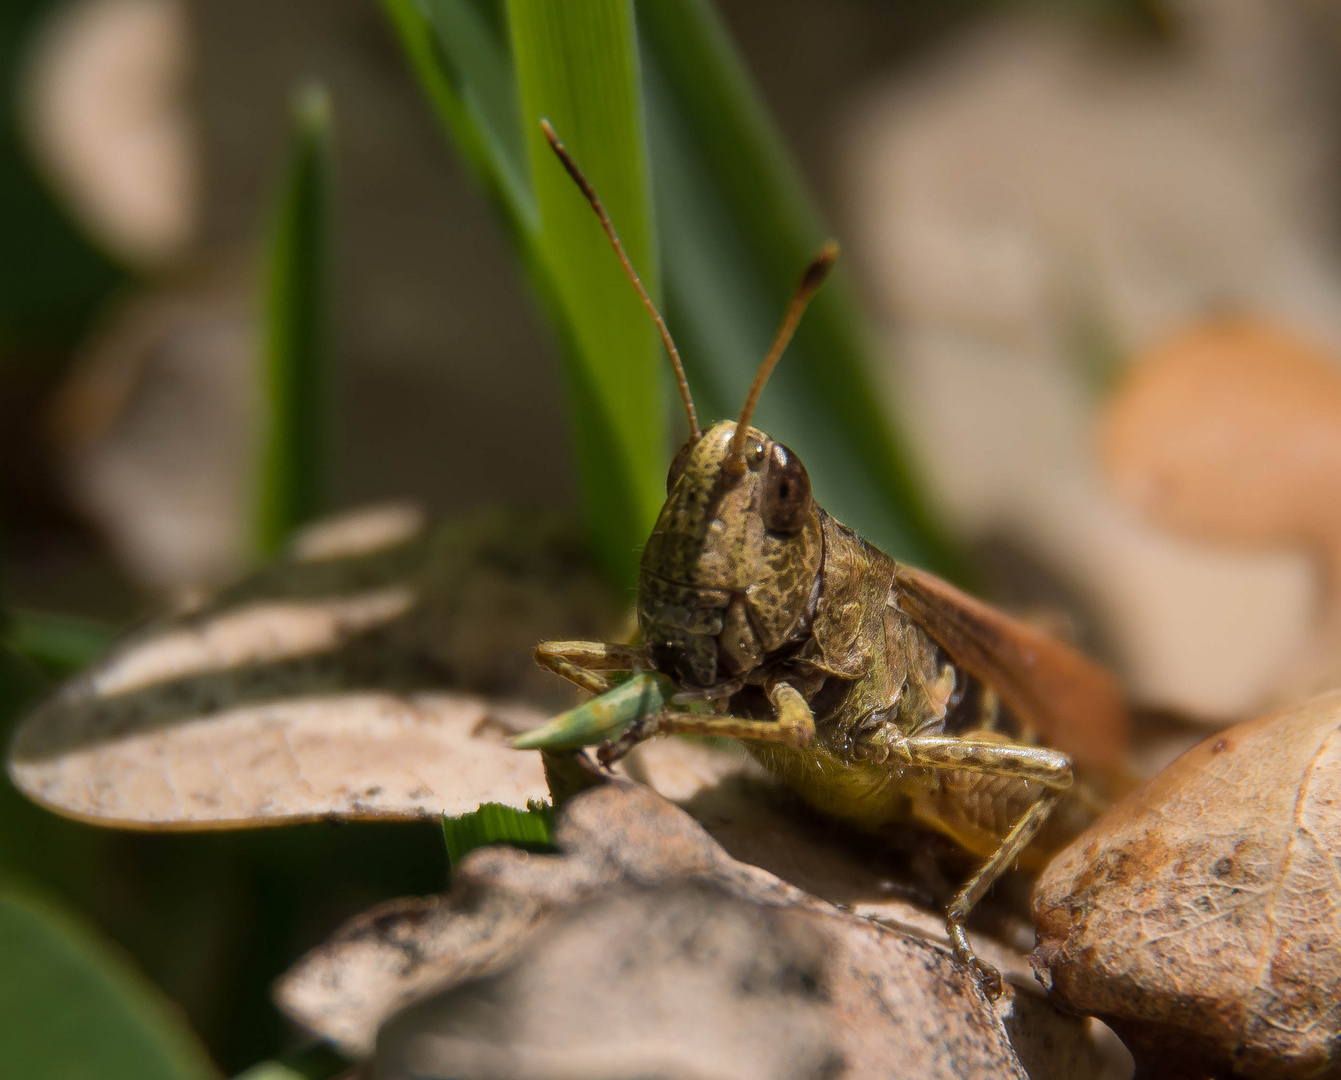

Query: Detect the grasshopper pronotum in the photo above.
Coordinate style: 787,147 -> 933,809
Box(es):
523,120 -> 1128,997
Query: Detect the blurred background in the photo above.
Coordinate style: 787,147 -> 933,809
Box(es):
5,0 -> 1341,1071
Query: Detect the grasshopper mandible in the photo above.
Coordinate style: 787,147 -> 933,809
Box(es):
527,120 -> 1129,997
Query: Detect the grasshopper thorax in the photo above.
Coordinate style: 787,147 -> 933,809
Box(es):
639,420 -> 824,689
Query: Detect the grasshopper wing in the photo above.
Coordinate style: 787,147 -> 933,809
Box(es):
893,565 -> 1128,771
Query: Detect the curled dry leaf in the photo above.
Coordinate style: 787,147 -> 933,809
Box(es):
7,507 -> 622,828
20,0 -> 199,269
1032,691 -> 1341,1080
279,782 -> 1109,1080
375,882 -> 841,1080
624,737 -> 1037,977
11,690 -> 547,829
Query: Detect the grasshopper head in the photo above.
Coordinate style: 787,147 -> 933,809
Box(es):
639,420 -> 823,688
533,125 -> 837,690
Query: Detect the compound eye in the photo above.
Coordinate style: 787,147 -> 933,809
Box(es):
760,441 -> 812,534
666,441 -> 694,494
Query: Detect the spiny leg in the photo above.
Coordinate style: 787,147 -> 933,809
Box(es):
597,680 -> 816,766
534,640 -> 642,696
890,733 -> 1073,998
944,788 -> 1062,997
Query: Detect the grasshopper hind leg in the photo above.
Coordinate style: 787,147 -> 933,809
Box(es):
942,786 -> 1064,998
873,733 -> 1073,998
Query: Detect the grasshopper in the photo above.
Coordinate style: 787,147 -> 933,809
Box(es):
527,120 -> 1129,997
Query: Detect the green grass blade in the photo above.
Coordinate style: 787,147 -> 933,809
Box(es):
380,0 -> 536,238
383,0 -> 965,584
423,0 -> 531,219
0,883 -> 219,1080
381,0 -> 666,590
638,0 -> 967,580
509,0 -> 666,590
254,83 -> 335,559
441,801 -> 555,872
5,608 -> 114,677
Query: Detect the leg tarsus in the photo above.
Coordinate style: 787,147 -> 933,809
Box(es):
596,708 -> 665,768
946,921 -> 1003,999
767,681 -> 817,747
943,789 -> 1063,996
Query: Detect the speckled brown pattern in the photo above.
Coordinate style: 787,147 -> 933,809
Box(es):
634,420 -> 1115,856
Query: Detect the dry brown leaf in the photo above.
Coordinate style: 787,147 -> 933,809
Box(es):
624,738 -> 1040,979
6,507 -> 621,828
375,882 -> 841,1080
11,690 -> 548,828
279,782 -> 1111,1080
1032,691 -> 1341,1079
843,15 -> 1330,723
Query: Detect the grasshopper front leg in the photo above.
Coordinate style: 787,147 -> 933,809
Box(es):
532,644 -> 815,769
870,732 -> 1074,998
597,680 -> 817,765
534,640 -> 644,695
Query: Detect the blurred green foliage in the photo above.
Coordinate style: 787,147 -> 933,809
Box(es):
0,883 -> 219,1080
229,1045 -> 349,1080
513,2 -> 667,590
255,84 -> 336,558
4,607 -> 114,677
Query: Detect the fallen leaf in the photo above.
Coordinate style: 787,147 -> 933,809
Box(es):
1032,690 -> 1341,1079
7,507 -> 621,828
21,0 -> 199,269
624,737 -> 1038,974
375,883 -> 843,1080
278,782 -> 1110,1080
11,690 -> 547,829
287,503 -> 426,563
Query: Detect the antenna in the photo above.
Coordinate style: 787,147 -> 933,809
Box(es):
727,242 -> 838,470
540,119 -> 700,441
